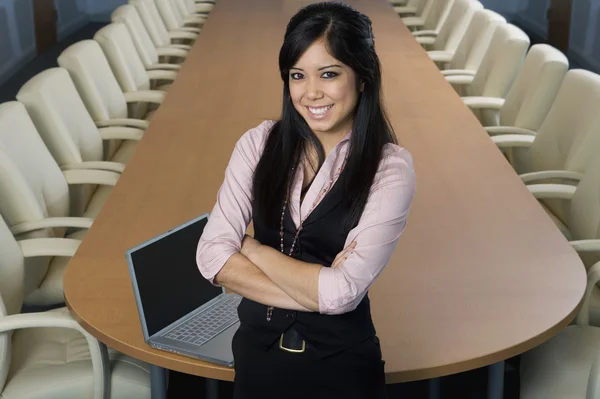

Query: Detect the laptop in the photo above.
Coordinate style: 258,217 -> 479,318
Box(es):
126,213 -> 242,367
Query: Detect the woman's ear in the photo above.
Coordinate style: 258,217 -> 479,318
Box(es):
359,81 -> 365,92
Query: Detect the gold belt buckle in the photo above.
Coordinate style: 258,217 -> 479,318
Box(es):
279,332 -> 306,353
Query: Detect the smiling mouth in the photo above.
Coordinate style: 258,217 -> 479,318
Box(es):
307,104 -> 334,118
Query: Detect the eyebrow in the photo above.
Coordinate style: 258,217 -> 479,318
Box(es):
290,64 -> 343,71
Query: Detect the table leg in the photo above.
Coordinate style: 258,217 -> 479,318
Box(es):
150,365 -> 168,399
428,377 -> 441,399
487,361 -> 505,399
206,378 -> 219,399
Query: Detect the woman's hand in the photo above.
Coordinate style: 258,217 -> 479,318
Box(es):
331,241 -> 357,269
240,234 -> 263,261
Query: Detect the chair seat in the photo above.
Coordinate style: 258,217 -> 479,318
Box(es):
540,202 -> 572,241
144,110 -> 157,121
2,307 -> 150,399
111,140 -> 138,164
520,325 -> 600,399
22,230 -> 87,306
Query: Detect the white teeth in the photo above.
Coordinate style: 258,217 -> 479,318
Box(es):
308,105 -> 333,115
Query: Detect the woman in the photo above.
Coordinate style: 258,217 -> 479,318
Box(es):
197,2 -> 416,398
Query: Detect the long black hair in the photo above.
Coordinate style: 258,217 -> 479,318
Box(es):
253,1 -> 397,232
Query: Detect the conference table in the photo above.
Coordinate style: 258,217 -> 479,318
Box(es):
63,0 -> 587,398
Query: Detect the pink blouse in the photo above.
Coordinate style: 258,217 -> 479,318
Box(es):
196,120 -> 416,315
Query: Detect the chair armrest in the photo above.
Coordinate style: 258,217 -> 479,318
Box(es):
11,217 -> 93,236
416,36 -> 436,46
98,126 -> 144,141
413,30 -> 438,37
462,97 -> 505,110
195,3 -> 213,12
491,134 -> 535,149
62,169 -> 119,187
178,27 -> 201,34
570,240 -> 600,254
183,17 -> 205,27
0,310 -> 110,399
61,161 -> 125,174
147,69 -> 178,82
124,90 -> 165,106
442,69 -> 476,76
95,118 -> 149,130
162,43 -> 192,51
146,64 -> 181,72
484,126 -> 537,136
428,51 -> 453,63
445,75 -> 474,85
18,237 -> 81,257
401,17 -> 425,27
156,47 -> 188,59
395,6 -> 417,15
526,183 -> 577,200
520,170 -> 584,185
576,261 -> 600,326
168,30 -> 198,41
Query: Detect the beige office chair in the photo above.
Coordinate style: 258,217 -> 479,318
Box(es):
462,44 -> 568,173
180,0 -> 212,16
401,0 -> 449,32
155,0 -> 202,34
491,69 -> 600,239
0,212 -> 151,399
130,0 -> 196,49
57,40 -> 157,131
519,156 -> 600,398
445,23 -> 529,124
395,0 -> 429,17
428,9 -> 506,75
112,5 -> 188,72
416,0 -> 482,52
94,22 -> 173,117
0,102 -> 119,306
16,68 -> 143,174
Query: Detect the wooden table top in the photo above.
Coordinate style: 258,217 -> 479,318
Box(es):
64,0 -> 586,383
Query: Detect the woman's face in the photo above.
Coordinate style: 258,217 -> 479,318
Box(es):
289,39 -> 360,139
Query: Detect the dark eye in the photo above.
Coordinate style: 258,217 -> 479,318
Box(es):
290,72 -> 304,80
322,71 -> 338,79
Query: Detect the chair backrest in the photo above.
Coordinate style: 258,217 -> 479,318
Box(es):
433,0 -> 482,53
423,0 -> 455,32
500,44 -> 569,131
0,102 -> 68,301
531,70 -> 600,223
94,22 -> 151,93
130,0 -> 171,48
0,212 -> 26,393
16,68 -> 103,168
569,155 -> 600,269
449,9 -> 506,71
155,0 -> 185,31
112,4 -> 160,69
415,0 -> 434,18
58,40 -> 129,123
466,23 -> 529,99
173,0 -> 191,18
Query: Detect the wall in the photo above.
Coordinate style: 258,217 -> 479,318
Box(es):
0,0 -> 88,86
481,0 -> 600,73
87,0 -> 126,22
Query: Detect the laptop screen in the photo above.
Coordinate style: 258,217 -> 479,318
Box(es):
127,214 -> 223,338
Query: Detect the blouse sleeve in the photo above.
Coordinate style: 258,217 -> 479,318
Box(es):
318,145 -> 416,315
196,120 -> 274,284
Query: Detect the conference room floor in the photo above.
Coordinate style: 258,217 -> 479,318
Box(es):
167,356 -> 519,399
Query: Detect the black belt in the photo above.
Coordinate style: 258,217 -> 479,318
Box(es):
279,328 -> 307,353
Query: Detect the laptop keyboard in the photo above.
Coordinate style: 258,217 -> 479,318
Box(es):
165,295 -> 242,347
